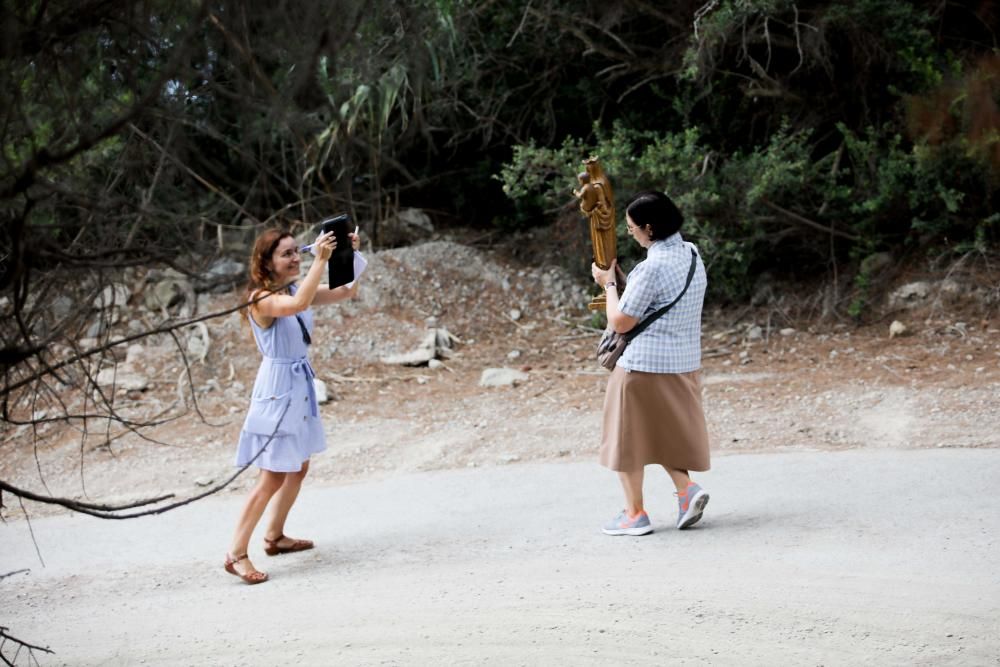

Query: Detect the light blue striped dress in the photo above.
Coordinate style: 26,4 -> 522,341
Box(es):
234,286 -> 326,472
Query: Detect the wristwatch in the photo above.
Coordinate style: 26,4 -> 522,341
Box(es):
604,281 -> 617,291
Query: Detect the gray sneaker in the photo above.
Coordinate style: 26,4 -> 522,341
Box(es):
602,510 -> 653,536
676,483 -> 709,529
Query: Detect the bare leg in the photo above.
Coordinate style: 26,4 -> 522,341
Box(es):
264,460 -> 310,545
665,467 -> 691,494
617,468 -> 645,515
228,470 -> 285,575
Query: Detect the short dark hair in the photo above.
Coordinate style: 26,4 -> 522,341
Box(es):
625,190 -> 684,240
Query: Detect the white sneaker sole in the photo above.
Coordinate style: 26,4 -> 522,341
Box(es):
677,490 -> 709,529
602,524 -> 654,536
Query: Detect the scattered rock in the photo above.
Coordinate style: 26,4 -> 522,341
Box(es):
779,328 -> 796,337
381,327 -> 457,366
51,295 -> 76,320
186,322 -> 210,363
946,322 -> 968,337
92,283 -> 131,310
125,344 -> 146,365
86,318 -> 110,338
144,270 -> 195,314
380,208 -> 435,246
888,282 -> 931,309
314,378 -> 329,404
381,331 -> 437,366
95,367 -> 149,391
938,278 -> 962,297
479,368 -> 529,387
197,258 -> 246,293
889,320 -> 908,339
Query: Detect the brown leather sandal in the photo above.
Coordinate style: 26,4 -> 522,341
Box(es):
263,533 -> 314,556
224,553 -> 269,584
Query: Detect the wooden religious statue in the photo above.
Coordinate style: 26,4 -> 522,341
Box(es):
573,157 -> 618,311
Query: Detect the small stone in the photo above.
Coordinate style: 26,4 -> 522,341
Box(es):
125,344 -> 146,364
889,320 -> 908,338
779,328 -> 796,337
95,368 -> 149,391
479,368 -> 529,387
428,359 -> 444,370
889,281 -> 931,309
509,308 -> 522,321
313,379 -> 329,404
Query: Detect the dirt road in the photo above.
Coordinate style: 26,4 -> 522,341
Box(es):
3,448 -> 999,665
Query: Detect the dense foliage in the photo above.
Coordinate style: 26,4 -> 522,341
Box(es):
1,0 -> 998,314
497,1 -> 1000,303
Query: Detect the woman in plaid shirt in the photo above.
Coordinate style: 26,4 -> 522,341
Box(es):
591,191 -> 711,536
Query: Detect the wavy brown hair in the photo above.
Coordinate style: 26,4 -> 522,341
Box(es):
240,228 -> 294,325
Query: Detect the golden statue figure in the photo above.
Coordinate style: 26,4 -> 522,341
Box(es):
573,157 -> 618,311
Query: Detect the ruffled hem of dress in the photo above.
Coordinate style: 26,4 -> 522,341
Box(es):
234,431 -> 326,472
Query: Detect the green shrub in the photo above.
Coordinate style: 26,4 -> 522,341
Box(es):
499,118 -> 996,306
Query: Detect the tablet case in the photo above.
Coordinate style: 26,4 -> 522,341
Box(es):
319,214 -> 354,288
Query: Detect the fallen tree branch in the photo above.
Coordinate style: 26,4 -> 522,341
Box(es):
761,199 -> 860,241
1,281 -> 294,400
0,401 -> 288,520
0,625 -> 54,663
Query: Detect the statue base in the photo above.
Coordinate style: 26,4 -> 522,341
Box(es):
590,284 -> 626,311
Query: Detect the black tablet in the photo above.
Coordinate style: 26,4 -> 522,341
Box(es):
318,214 -> 354,288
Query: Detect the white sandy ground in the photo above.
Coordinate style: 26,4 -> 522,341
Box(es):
2,448 -> 999,666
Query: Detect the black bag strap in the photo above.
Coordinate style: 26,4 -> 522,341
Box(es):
294,314 -> 312,345
624,248 -> 698,343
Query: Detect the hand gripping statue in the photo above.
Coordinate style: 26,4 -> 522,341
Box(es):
573,157 -> 618,311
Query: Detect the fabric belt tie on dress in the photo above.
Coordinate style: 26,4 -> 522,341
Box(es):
264,356 -> 318,418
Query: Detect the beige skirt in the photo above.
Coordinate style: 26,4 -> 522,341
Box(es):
599,366 -> 710,472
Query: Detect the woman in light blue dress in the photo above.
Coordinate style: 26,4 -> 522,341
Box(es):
225,226 -> 360,584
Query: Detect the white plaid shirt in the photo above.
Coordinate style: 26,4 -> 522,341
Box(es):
616,233 -> 707,374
